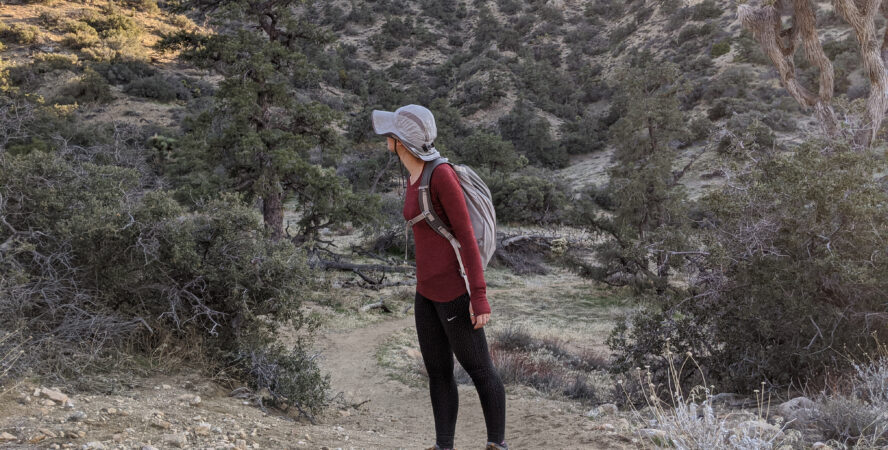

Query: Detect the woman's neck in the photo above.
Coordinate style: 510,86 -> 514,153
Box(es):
398,148 -> 425,183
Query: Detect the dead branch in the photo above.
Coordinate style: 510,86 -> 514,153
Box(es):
316,259 -> 414,273
360,301 -> 392,313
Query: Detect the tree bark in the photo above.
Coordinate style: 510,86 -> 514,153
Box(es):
739,0 -> 839,137
832,0 -> 887,147
263,191 -> 284,240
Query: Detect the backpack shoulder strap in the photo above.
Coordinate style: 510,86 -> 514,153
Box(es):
404,158 -> 472,296
416,158 -> 457,246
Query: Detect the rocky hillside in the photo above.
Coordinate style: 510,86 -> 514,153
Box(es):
3,0 -> 856,195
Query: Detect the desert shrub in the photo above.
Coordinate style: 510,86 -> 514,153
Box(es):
55,68 -> 114,104
0,23 -> 41,45
82,7 -> 142,38
710,39 -> 730,58
585,0 -> 623,19
734,30 -> 770,65
487,171 -> 568,224
32,52 -> 79,73
611,138 -> 888,393
38,10 -> 65,28
497,0 -> 522,15
691,0 -> 721,20
676,23 -> 715,46
61,20 -> 101,49
0,151 -> 328,412
451,130 -> 525,172
421,0 -> 466,25
124,74 -> 193,101
497,98 -> 569,168
123,0 -> 160,13
93,59 -> 157,84
816,396 -> 888,446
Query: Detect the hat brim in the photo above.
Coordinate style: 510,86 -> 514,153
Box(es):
371,110 -> 396,137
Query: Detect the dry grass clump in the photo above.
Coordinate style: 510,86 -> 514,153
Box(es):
449,325 -> 609,403
815,344 -> 888,448
625,354 -> 789,450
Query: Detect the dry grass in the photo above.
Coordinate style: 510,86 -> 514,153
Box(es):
623,355 -> 790,450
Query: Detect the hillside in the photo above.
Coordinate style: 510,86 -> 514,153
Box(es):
3,1 -> 888,449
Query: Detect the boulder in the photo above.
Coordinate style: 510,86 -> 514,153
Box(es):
776,397 -> 819,428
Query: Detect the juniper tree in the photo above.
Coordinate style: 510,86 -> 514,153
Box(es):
581,58 -> 695,295
162,0 -> 372,241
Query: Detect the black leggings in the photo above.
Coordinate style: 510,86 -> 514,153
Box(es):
414,291 -> 506,448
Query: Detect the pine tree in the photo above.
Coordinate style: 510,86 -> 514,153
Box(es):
164,0 -> 367,240
583,57 -> 694,295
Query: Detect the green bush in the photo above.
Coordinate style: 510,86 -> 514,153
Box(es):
710,39 -> 730,58
32,52 -> 79,73
0,23 -> 42,45
56,68 -> 114,104
124,74 -> 192,101
498,99 -> 569,168
488,171 -> 568,224
451,130 -> 525,172
61,20 -> 101,49
123,0 -> 160,13
609,139 -> 888,393
0,151 -> 328,413
691,0 -> 721,20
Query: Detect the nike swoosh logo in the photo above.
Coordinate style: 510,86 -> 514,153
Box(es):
447,316 -> 457,322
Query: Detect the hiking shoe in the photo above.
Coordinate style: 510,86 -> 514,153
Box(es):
485,442 -> 508,450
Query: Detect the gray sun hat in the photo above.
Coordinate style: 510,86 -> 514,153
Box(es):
372,104 -> 440,161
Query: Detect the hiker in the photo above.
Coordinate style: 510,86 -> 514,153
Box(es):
372,105 -> 508,450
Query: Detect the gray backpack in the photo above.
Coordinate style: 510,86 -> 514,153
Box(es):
405,158 -> 497,294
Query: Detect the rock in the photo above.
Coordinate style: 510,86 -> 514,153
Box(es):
735,420 -> 784,440
112,433 -> 124,442
405,348 -> 422,359
150,418 -> 171,429
0,432 -> 16,442
194,422 -> 212,436
637,428 -> 670,443
235,439 -> 248,450
17,394 -> 31,405
161,384 -> 172,390
776,397 -> 819,428
104,408 -> 117,415
596,423 -> 616,431
40,387 -> 69,404
162,433 -> 187,448
38,428 -> 57,438
28,434 -> 46,444
42,399 -> 58,407
812,442 -> 833,450
68,411 -> 87,422
141,446 -> 159,450
82,442 -> 105,449
189,395 -> 201,406
599,403 -> 618,415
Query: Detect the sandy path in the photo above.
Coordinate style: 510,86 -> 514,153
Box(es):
313,315 -> 629,449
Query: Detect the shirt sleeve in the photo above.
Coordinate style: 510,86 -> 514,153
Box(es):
431,164 -> 491,315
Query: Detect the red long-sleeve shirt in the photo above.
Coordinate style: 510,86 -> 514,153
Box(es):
404,163 -> 491,315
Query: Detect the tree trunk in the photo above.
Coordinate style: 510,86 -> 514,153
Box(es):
832,0 -> 887,147
263,191 -> 284,240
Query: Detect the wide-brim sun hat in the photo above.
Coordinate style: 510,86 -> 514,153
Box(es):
372,104 -> 440,161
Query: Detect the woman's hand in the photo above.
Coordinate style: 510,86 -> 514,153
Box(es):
469,302 -> 490,329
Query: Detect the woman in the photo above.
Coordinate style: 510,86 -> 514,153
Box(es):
372,105 -> 508,450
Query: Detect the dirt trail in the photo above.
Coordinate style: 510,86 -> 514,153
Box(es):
313,314 -> 629,449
